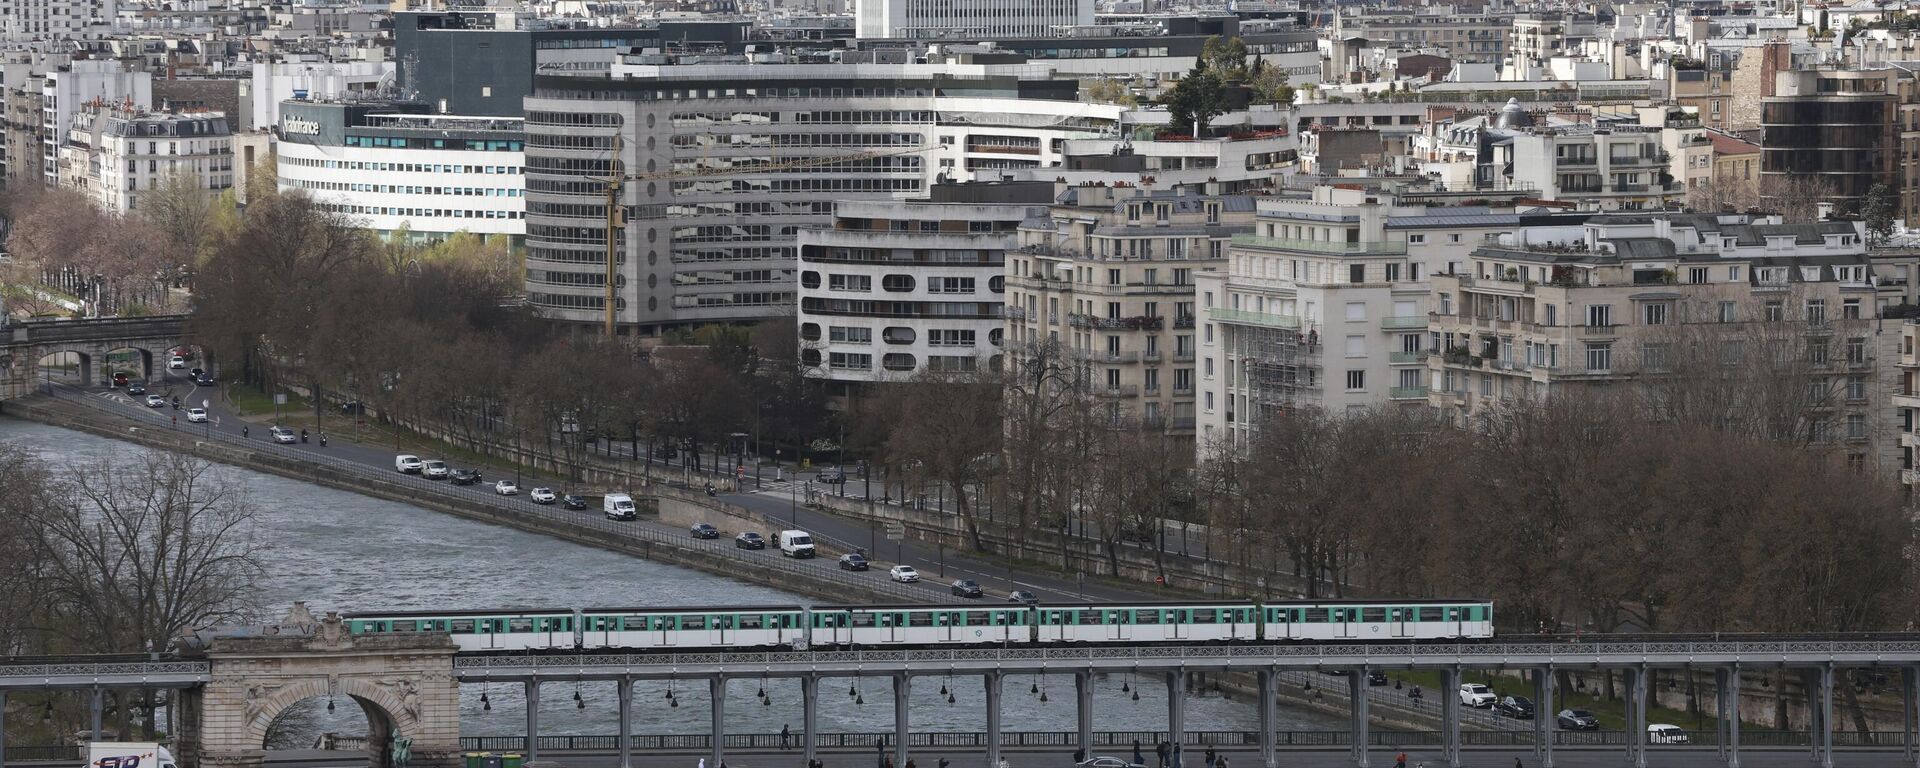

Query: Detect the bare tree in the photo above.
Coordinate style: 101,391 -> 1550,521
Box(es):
871,367 -> 1004,552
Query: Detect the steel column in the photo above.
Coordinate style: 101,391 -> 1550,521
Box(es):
802,675 -> 819,764
985,673 -> 1004,768
1441,667 -> 1461,768
90,687 -> 103,741
711,677 -> 726,768
1351,667 -> 1370,767
1907,666 -> 1919,768
1627,667 -> 1647,768
1713,668 -> 1728,762
894,675 -> 910,768
0,690 -> 8,768
1728,664 -> 1741,768
1166,670 -> 1187,759
524,680 -> 539,766
1075,671 -> 1094,756
616,678 -> 632,768
1257,669 -> 1277,768
1538,668 -> 1554,768
1819,664 -> 1835,768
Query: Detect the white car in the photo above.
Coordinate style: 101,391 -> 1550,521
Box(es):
494,480 -> 520,495
395,454 -> 424,473
185,407 -> 208,423
167,355 -> 186,369
529,487 -> 556,504
889,565 -> 920,583
1458,683 -> 1496,708
268,426 -> 297,444
1648,724 -> 1690,744
422,459 -> 450,480
144,394 -> 166,408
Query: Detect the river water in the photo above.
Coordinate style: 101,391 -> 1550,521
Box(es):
0,419 -> 1343,745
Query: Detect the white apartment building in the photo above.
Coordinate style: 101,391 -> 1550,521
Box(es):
797,183 -> 1051,385
1502,123 -> 1686,211
0,0 -> 116,43
855,0 -> 1092,39
41,59 -> 151,188
275,101 -> 524,243
60,107 -> 231,214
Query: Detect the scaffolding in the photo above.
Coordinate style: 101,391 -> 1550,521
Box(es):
1234,322 -> 1319,422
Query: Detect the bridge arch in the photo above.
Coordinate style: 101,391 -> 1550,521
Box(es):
0,315 -> 187,399
255,680 -> 404,767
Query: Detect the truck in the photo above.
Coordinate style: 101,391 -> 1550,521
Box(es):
780,530 -> 816,558
604,493 -> 637,520
88,743 -> 178,768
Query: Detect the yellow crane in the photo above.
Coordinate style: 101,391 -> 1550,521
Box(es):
590,139 -> 940,337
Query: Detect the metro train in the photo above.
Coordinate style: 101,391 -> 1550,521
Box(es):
342,599 -> 1494,653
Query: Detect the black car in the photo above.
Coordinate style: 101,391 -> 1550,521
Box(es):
1367,671 -> 1389,686
189,367 -> 204,377
194,373 -> 215,386
1557,709 -> 1598,730
562,494 -> 589,510
950,579 -> 983,598
734,531 -> 766,549
1497,696 -> 1535,719
815,470 -> 846,484
450,469 -> 483,485
1007,590 -> 1039,605
691,523 -> 720,539
126,383 -> 146,395
838,553 -> 870,571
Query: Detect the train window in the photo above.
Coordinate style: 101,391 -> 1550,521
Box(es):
451,619 -> 475,633
1191,610 -> 1215,624
1305,608 -> 1329,623
967,612 -> 992,627
739,615 -> 763,629
1362,608 -> 1386,622
908,612 -> 934,627
1135,610 -> 1161,625
682,616 -> 707,630
1270,608 -> 1288,623
719,615 -> 739,629
622,615 -> 647,628
852,613 -> 876,627
1471,606 -> 1489,621
394,620 -> 418,632
1418,607 -> 1443,622
509,618 -> 533,632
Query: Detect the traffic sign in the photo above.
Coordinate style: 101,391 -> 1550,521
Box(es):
885,521 -> 905,541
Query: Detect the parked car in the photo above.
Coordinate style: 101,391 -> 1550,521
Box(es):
815,469 -> 846,484
838,554 -> 870,571
268,426 -> 297,444
1557,709 -> 1599,731
950,579 -> 984,598
1458,684 -> 1497,708
734,531 -> 766,549
494,480 -> 519,496
144,394 -> 166,408
395,454 -> 424,474
562,494 -> 589,510
185,407 -> 208,423
888,565 -> 919,583
529,487 -> 556,504
1497,696 -> 1535,719
690,523 -> 720,539
450,469 -> 482,485
1007,590 -> 1039,605
1647,724 -> 1690,744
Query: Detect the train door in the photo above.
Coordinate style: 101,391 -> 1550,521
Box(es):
941,611 -> 960,643
1170,609 -> 1191,641
1391,607 -> 1411,638
1334,608 -> 1358,639
1445,606 -> 1462,639
824,613 -> 851,646
882,612 -> 904,643
1106,608 -> 1130,641
711,614 -> 733,646
658,615 -> 678,646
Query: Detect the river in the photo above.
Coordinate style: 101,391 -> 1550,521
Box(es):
0,419 -> 1344,745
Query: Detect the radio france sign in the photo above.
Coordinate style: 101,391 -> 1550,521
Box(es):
282,116 -> 322,136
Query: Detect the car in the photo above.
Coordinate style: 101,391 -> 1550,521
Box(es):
127,382 -> 146,396
395,454 -> 423,473
189,367 -> 203,377
168,356 -> 186,370
194,373 -> 215,386
815,469 -> 846,484
529,487 -> 556,504
268,426 -> 297,444
839,553 -> 870,571
111,372 -> 130,387
1075,758 -> 1143,768
1557,709 -> 1599,731
889,565 -> 919,583
494,480 -> 519,496
1497,695 -> 1535,719
1647,724 -> 1690,744
144,394 -> 166,408
1007,590 -> 1038,605
735,531 -> 766,549
1459,683 -> 1496,708
561,494 -> 589,510
450,469 -> 482,485
422,460 -> 450,480
690,523 -> 720,539
1367,671 -> 1389,686
185,407 -> 208,423
950,579 -> 983,598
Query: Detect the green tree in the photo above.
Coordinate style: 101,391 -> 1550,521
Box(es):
1162,60 -> 1227,137
1200,35 -> 1249,80
1247,55 -> 1293,105
1082,78 -> 1139,106
1862,182 -> 1896,244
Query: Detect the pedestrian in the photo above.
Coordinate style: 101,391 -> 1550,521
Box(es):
1394,752 -> 1406,768
1171,742 -> 1181,768
781,724 -> 791,750
699,759 -> 706,768
1074,749 -> 1085,764
1156,740 -> 1170,768
885,757 -> 894,768
906,759 -> 916,768
1216,758 -> 1227,768
1204,745 -> 1215,768
1132,740 -> 1144,767
939,759 -> 950,768
1513,759 -> 1522,768
241,425 -> 248,438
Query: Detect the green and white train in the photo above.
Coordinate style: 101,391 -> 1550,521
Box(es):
343,600 -> 1494,653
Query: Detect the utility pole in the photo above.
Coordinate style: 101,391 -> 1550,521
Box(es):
601,133 -> 625,338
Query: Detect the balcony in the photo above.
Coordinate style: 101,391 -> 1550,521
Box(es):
1390,386 -> 1431,400
1381,315 -> 1428,330
1389,351 -> 1427,364
1004,305 -> 1028,320
1096,385 -> 1141,398
1080,350 -> 1140,364
1209,308 -> 1300,329
1231,234 -> 1408,256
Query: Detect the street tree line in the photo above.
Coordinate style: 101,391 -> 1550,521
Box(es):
2,181 -> 211,317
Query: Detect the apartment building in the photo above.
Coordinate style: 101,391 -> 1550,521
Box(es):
854,0 -> 1092,39
59,106 -> 231,214
1195,188 -> 1519,452
1501,123 -> 1686,211
1328,9 -> 1513,69
1897,319 -> 1920,490
1427,214 -> 1897,472
0,0 -> 116,43
1670,66 -> 1735,133
41,59 -> 151,189
1006,186 -> 1255,435
795,182 -> 1051,386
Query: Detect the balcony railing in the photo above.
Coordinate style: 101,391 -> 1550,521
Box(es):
1231,234 -> 1408,256
1096,385 -> 1141,398
1381,315 -> 1428,330
1390,386 -> 1431,400
1209,308 -> 1300,329
1389,351 -> 1427,364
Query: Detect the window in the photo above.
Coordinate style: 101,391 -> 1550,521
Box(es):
1806,299 -> 1827,325
1764,301 -> 1784,322
1640,343 -> 1669,372
1847,413 -> 1866,439
829,326 -> 872,344
1108,269 -> 1121,285
1843,298 -> 1861,319
1345,335 -> 1366,357
1345,370 -> 1366,390
928,276 -> 975,294
1847,337 -> 1867,365
1144,369 -> 1159,392
1585,342 -> 1613,372
828,274 -> 872,291
1586,304 -> 1612,327
1345,302 -> 1367,321
1175,368 -> 1194,392
1688,267 -> 1709,284
1718,301 -> 1738,323
1643,303 -> 1669,325
1350,264 -> 1366,283
829,353 -> 872,370
1847,375 -> 1867,401
929,329 -> 976,347
1544,304 -> 1557,326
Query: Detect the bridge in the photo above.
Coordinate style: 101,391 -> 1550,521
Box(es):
0,314 -> 188,398
2,606 -> 1918,768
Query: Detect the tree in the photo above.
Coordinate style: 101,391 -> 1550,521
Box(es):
1200,36 -> 1249,80
1082,78 -> 1139,107
1246,56 -> 1294,105
1161,60 -> 1227,138
869,368 -> 1004,552
1862,182 -> 1896,243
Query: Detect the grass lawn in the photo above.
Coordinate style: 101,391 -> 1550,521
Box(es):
225,381 -> 313,418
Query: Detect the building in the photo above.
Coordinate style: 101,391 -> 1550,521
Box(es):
274,100 -> 524,244
1425,213 -> 1896,472
41,59 -> 152,189
1670,65 -> 1735,133
955,17 -> 1319,85
250,59 -> 394,132
1761,66 -> 1903,217
1007,185 -> 1257,435
1501,120 -> 1684,211
0,0 -> 115,44
1896,318 -> 1920,490
854,0 -> 1092,39
1327,9 -> 1513,72
59,106 -> 231,214
519,55 -> 1123,335
1707,129 -> 1761,204
796,182 -> 1051,386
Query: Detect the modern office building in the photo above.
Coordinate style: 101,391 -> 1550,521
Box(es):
1761,66 -> 1906,218
796,181 -> 1051,385
854,0 -> 1092,40
275,100 -> 525,243
59,106 -> 231,214
249,58 -> 394,132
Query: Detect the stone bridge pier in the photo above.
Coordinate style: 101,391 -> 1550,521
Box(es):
177,604 -> 460,768
0,315 -> 186,399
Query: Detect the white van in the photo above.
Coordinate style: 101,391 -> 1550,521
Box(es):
604,493 -> 636,520
395,454 -> 423,474
780,530 -> 816,558
421,459 -> 450,479
88,742 -> 178,768
1647,724 -> 1690,744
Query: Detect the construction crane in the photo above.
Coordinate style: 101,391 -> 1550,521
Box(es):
589,139 -> 940,337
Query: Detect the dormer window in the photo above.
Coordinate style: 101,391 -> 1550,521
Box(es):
1800,266 -> 1822,281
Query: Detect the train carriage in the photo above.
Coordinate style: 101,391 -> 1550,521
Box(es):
1037,602 -> 1259,644
580,606 -> 806,650
1260,600 -> 1493,641
342,609 -> 577,652
816,604 -> 1035,646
